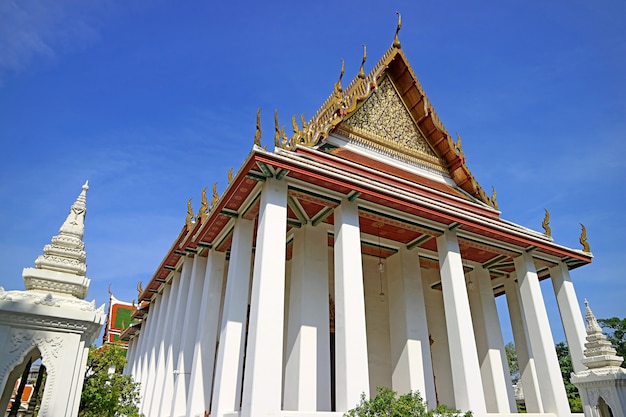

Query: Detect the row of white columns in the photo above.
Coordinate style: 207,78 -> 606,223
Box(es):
125,177 -> 587,417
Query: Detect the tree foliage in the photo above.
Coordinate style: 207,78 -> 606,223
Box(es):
79,344 -> 142,417
345,386 -> 471,417
505,342 -> 519,384
555,342 -> 582,412
598,316 -> 626,366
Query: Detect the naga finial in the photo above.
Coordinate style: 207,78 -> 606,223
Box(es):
254,107 -> 262,147
185,198 -> 194,229
358,44 -> 367,79
107,284 -> 112,296
198,186 -> 208,221
136,281 -> 143,299
491,186 -> 499,210
300,113 -> 308,130
334,59 -> 345,96
579,223 -> 591,252
393,12 -> 402,49
274,109 -> 281,148
291,115 -> 299,134
281,126 -> 288,147
542,209 -> 552,237
211,182 -> 219,207
455,133 -> 465,157
227,167 -> 233,183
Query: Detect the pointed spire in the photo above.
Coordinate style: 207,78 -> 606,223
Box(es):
23,182 -> 92,298
581,299 -> 623,369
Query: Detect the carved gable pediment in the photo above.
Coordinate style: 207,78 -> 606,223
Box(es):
336,76 -> 447,173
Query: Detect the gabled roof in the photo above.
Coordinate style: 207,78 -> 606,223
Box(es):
281,37 -> 495,208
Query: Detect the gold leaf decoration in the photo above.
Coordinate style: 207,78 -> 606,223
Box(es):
198,186 -> 208,221
579,223 -> 591,252
393,11 -> 402,49
274,109 -> 281,148
358,44 -> 367,79
491,186 -> 498,210
542,209 -> 551,237
254,107 -> 262,146
185,198 -> 194,230
211,183 -> 219,207
227,167 -> 233,183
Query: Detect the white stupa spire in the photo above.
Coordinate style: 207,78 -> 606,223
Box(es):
22,182 -> 92,299
581,299 -> 623,369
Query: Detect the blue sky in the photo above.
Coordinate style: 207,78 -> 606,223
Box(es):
1,0 -> 624,344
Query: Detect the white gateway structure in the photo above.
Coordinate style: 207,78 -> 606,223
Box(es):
123,25 -> 594,417
0,182 -> 105,417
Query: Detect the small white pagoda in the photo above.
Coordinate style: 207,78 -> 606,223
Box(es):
572,301 -> 626,417
0,182 -> 105,417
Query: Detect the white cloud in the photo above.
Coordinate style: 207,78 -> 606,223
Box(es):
0,0 -> 104,80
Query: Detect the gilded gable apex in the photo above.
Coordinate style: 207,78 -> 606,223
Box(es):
278,20 -> 494,208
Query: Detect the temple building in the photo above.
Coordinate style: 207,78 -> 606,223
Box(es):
122,21 -> 593,417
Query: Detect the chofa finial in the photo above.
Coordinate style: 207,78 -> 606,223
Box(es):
185,198 -> 194,230
579,223 -> 591,252
254,107 -> 262,147
490,186 -> 498,210
542,209 -> 552,237
358,44 -> 367,79
334,59 -> 345,95
198,186 -> 208,221
393,12 -> 402,49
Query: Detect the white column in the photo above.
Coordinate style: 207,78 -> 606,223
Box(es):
387,247 -> 436,406
140,285 -> 170,414
146,274 -> 181,416
211,218 -> 254,417
186,249 -> 227,417
171,254 -> 208,417
241,178 -> 288,417
333,198 -> 370,412
436,229 -> 486,414
504,276 -> 543,413
550,262 -> 587,374
158,256 -> 194,416
124,335 -> 137,376
283,224 -> 331,411
468,267 -> 516,412
514,252 -> 570,416
135,297 -> 159,393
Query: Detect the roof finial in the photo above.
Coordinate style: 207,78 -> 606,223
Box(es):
491,186 -> 499,210
274,109 -> 281,148
358,44 -> 367,79
211,182 -> 219,207
198,186 -> 208,221
579,223 -> 591,252
334,59 -> 345,95
542,209 -> 552,237
227,167 -> 233,183
254,107 -> 262,147
185,198 -> 194,230
393,12 -> 402,49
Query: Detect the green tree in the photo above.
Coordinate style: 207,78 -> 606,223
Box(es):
555,342 -> 582,413
345,386 -> 471,417
505,342 -> 519,384
598,317 -> 626,365
79,344 -> 142,417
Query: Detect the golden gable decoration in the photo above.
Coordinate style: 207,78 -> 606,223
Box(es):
337,76 -> 447,173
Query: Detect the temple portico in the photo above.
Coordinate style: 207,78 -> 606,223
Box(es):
122,22 -> 593,417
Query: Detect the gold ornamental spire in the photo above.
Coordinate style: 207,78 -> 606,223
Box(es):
227,167 -> 233,183
334,59 -> 345,96
185,198 -> 194,230
358,44 -> 367,79
254,107 -> 262,146
198,186 -> 208,221
542,209 -> 551,237
579,223 -> 591,252
211,182 -> 219,207
393,12 -> 402,49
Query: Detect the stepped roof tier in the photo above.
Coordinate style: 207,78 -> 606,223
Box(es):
132,26 -> 592,305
